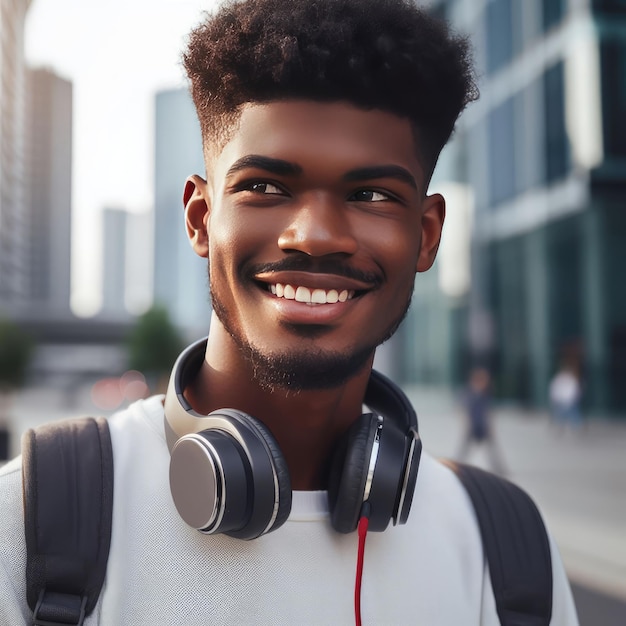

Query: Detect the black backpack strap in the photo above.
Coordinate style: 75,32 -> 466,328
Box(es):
444,461 -> 553,626
22,417 -> 114,626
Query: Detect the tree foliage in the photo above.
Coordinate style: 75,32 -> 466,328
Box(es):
127,306 -> 184,379
0,318 -> 34,392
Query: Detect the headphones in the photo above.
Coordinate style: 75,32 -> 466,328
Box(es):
164,338 -> 422,540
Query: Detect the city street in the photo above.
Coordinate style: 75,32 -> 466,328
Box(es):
4,383 -> 626,625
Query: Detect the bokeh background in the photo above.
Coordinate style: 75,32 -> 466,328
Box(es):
1,0 -> 625,623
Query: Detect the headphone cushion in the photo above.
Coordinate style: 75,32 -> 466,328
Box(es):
328,413 -> 379,533
240,414 -> 293,533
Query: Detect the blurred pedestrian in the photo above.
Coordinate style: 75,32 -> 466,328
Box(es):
456,367 -> 507,475
549,363 -> 583,432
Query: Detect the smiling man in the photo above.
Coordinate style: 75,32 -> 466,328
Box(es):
181,99 -> 446,492
0,0 -> 579,624
187,102 -> 438,395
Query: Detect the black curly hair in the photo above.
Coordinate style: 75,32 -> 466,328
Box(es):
183,0 -> 478,175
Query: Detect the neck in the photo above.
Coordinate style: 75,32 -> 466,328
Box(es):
183,316 -> 374,490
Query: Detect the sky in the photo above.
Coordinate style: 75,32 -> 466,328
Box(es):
25,0 -> 219,316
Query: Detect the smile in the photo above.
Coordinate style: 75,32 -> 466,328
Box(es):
268,284 -> 355,304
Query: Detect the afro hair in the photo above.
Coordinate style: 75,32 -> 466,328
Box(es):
183,0 -> 478,170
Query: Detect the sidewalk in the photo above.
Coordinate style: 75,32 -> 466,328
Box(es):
404,385 -> 626,603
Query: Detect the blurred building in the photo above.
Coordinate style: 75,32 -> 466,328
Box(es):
25,68 -> 72,314
101,207 -> 128,317
153,87 -> 208,338
402,0 -> 626,414
1,6 -> 73,318
125,210 -> 153,316
0,0 -> 32,304
100,207 -> 152,318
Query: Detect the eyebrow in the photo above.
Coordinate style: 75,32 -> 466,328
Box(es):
225,155 -> 418,191
225,155 -> 302,178
343,165 -> 418,190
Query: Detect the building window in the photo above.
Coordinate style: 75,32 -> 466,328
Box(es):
601,40 -> 626,158
543,61 -> 570,183
486,0 -> 514,74
542,0 -> 566,32
592,0 -> 626,15
488,97 -> 516,205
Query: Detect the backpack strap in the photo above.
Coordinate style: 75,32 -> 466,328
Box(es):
444,461 -> 553,626
22,417 -> 114,626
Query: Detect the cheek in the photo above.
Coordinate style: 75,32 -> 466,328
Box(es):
211,207 -> 282,257
208,211 -> 251,268
371,225 -> 421,279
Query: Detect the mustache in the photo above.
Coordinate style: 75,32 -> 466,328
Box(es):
247,255 -> 384,286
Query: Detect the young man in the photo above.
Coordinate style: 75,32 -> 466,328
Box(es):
0,0 -> 578,623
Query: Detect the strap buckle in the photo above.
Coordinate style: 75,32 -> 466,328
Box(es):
33,590 -> 88,626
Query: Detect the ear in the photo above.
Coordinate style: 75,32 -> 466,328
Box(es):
416,193 -> 445,272
183,175 -> 210,258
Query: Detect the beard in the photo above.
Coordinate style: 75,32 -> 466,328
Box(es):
208,260 -> 413,392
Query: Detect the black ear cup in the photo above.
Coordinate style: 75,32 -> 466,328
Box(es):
327,411 -> 417,533
327,413 -> 381,533
362,414 -> 413,532
169,409 -> 291,540
219,410 -> 292,538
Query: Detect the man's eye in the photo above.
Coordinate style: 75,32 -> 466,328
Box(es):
246,182 -> 283,195
350,190 -> 390,202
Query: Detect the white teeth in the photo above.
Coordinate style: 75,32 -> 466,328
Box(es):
295,286 -> 312,303
326,289 -> 339,303
311,289 -> 327,304
269,283 -> 356,304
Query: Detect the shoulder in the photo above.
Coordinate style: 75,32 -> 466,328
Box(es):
407,452 -> 485,558
419,456 -> 579,625
0,457 -> 30,622
0,456 -> 25,530
0,397 -> 168,626
108,394 -> 166,440
413,452 -> 476,516
0,456 -> 26,546
106,395 -> 168,473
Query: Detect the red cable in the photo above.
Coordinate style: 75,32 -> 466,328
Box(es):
354,511 -> 370,626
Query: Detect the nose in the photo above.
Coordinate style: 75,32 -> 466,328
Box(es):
277,193 -> 358,257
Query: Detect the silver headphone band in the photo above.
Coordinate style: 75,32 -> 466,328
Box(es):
164,342 -> 282,536
362,417 -> 383,503
260,467 -> 281,536
394,427 -> 420,525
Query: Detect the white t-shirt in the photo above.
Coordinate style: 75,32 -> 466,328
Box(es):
0,396 -> 578,625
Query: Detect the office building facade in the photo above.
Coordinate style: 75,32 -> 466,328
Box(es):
0,0 -> 31,305
402,0 -> 626,413
25,68 -> 72,313
101,207 -> 128,317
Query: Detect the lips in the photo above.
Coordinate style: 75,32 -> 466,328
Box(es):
254,269 -> 375,304
269,283 -> 354,304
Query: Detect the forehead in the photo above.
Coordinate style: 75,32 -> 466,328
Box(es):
209,100 -> 425,189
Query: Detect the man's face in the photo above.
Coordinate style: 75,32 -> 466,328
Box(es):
187,101 -> 444,390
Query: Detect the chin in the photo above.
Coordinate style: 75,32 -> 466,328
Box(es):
240,342 -> 374,392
